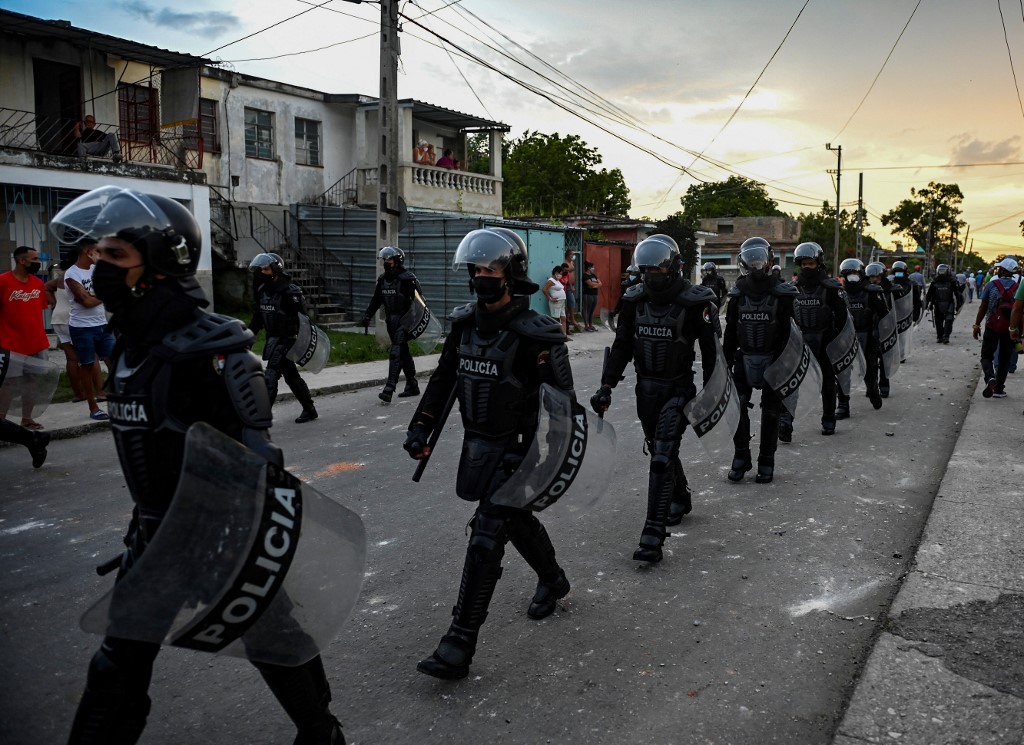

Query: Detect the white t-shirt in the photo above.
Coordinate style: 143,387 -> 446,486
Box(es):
64,264 -> 108,328
545,278 -> 566,301
967,275 -> 976,289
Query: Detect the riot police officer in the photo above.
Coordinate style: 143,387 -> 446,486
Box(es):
925,264 -> 963,343
52,187 -> 345,745
0,417 -> 49,467
722,238 -> 796,484
249,252 -> 319,423
891,260 -> 923,323
701,261 -> 727,304
362,246 -> 422,402
404,227 -> 575,680
837,258 -> 887,417
591,235 -> 719,563
865,261 -> 898,398
779,242 -> 849,439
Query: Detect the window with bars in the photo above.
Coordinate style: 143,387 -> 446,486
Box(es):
295,118 -> 321,166
118,83 -> 159,143
245,108 -> 274,159
184,98 -> 220,152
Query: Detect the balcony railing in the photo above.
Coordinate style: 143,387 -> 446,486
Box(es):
0,108 -> 203,170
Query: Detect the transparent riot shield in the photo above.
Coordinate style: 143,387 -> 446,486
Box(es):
400,291 -> 443,355
895,291 -> 914,361
826,313 -> 866,397
0,348 -> 61,420
286,314 -> 331,374
683,345 -> 741,462
877,306 -> 901,378
80,422 -> 366,667
489,384 -> 616,516
763,320 -> 823,421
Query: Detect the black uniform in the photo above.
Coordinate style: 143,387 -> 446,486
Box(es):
722,275 -> 797,481
602,277 -> 719,561
0,411 -> 48,467
892,274 -> 923,323
363,267 -> 421,396
250,272 -> 316,416
408,296 -> 575,679
925,275 -> 963,343
701,273 -> 728,304
781,270 -> 849,437
841,280 -> 889,413
876,276 -> 906,396
67,284 -> 342,744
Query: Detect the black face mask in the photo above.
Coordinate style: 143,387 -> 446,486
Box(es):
644,273 -> 673,292
93,260 -> 141,314
472,275 -> 508,304
26,261 -> 42,274
799,267 -> 820,283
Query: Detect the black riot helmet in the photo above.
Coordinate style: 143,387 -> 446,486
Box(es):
794,241 -> 825,268
892,260 -> 908,273
839,257 -> 864,283
702,261 -> 717,277
51,186 -> 202,278
452,227 -> 538,295
737,237 -> 773,276
378,246 -> 405,264
632,234 -> 680,273
935,264 -> 951,277
249,252 -> 285,274
864,262 -> 886,281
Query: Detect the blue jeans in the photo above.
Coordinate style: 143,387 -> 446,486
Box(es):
69,324 -> 115,366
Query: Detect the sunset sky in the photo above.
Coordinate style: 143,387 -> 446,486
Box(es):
6,0 -> 1024,259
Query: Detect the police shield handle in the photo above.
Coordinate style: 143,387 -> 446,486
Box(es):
412,385 -> 458,483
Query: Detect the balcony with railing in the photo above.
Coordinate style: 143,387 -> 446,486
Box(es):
0,108 -> 204,172
350,163 -> 501,216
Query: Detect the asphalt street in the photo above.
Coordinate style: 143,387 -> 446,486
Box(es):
0,324 -> 981,745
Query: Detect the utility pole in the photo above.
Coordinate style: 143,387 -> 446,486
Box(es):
826,143 -> 842,272
855,172 -> 864,264
926,205 -> 935,279
375,0 -> 400,346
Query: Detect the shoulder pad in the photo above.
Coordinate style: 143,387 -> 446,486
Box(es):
161,313 -> 253,357
679,284 -> 716,306
623,283 -> 646,301
509,309 -> 567,343
865,284 -> 884,293
772,282 -> 799,297
727,286 -> 742,297
822,278 -> 843,290
449,301 -> 476,323
399,270 -> 417,281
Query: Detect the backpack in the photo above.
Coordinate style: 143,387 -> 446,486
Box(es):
986,280 -> 1018,333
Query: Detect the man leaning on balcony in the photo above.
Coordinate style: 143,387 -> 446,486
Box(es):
74,115 -> 122,163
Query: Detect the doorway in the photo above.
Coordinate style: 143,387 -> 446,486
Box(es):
33,59 -> 81,155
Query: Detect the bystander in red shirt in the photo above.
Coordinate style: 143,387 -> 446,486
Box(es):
0,269 -> 49,356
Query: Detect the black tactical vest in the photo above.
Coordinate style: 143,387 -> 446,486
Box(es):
456,325 -> 530,439
381,273 -> 412,316
846,287 -> 874,332
633,299 -> 693,381
793,284 -> 832,333
932,280 -> 953,308
256,281 -> 300,337
737,292 -> 781,354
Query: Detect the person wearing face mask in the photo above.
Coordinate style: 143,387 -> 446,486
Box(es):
590,234 -> 720,563
890,260 -> 923,323
404,227 -> 576,680
0,245 -> 52,462
64,238 -> 116,421
249,252 -> 319,423
837,258 -> 888,417
777,242 -> 849,440
51,187 -> 348,745
700,261 -> 727,304
722,237 -> 798,484
361,246 -> 423,402
925,264 -> 963,344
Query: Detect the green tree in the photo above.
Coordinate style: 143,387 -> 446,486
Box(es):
797,201 -> 880,263
678,176 -> 789,229
880,182 -> 966,264
502,131 -> 630,217
465,133 -> 494,175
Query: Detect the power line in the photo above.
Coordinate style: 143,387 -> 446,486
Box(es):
849,161 -> 1024,170
202,0 -> 342,58
831,0 -> 923,140
972,207 -> 1024,231
997,0 -> 1024,121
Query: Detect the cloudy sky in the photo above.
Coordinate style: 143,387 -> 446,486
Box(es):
6,0 -> 1024,259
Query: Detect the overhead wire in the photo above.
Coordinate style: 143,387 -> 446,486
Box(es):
997,0 -> 1024,121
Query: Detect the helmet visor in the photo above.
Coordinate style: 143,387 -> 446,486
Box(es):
451,230 -> 518,272
738,246 -> 771,275
50,186 -> 175,246
249,253 -> 282,272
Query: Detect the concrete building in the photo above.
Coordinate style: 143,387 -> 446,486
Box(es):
699,215 -> 803,284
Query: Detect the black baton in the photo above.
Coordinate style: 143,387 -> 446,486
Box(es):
412,385 -> 458,483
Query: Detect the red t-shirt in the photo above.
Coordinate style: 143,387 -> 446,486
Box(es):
0,271 -> 49,355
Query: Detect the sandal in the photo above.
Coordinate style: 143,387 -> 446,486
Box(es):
21,420 -> 44,431
89,410 -> 110,421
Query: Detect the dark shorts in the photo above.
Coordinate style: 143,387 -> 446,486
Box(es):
69,324 -> 115,366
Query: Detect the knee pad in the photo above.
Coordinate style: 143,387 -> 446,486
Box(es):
468,512 -> 508,563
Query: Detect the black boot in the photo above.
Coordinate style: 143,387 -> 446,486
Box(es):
418,545 -> 503,680
67,645 -> 157,745
255,656 -> 344,745
868,386 -> 883,410
29,430 -> 50,468
755,456 -> 774,484
666,460 -> 692,526
506,514 -> 568,619
728,449 -> 752,482
633,467 -> 672,563
835,398 -> 850,420
398,379 -> 420,398
378,385 -> 395,403
821,419 -> 836,436
295,407 -> 319,424
778,420 -> 793,443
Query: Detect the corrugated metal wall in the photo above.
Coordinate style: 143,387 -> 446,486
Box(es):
293,206 -> 583,329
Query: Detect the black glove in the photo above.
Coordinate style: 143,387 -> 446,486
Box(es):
361,315 -> 371,327
590,385 -> 612,415
403,424 -> 430,459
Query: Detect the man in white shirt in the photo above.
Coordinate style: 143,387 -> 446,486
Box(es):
64,239 -> 114,420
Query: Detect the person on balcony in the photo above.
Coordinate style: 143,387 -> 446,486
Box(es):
74,115 -> 122,163
435,148 -> 456,169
